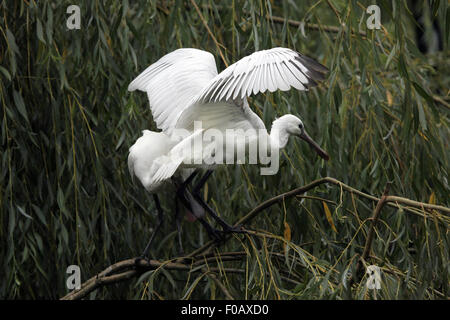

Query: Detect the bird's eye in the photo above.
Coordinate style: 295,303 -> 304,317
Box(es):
298,124 -> 303,129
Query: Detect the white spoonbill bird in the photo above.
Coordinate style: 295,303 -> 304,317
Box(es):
128,130 -> 222,256
128,47 -> 329,253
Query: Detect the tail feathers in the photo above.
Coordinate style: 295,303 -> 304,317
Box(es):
127,153 -> 136,184
151,155 -> 184,185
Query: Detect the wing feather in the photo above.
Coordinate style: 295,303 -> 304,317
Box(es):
128,48 -> 218,134
173,47 -> 328,133
192,47 -> 327,105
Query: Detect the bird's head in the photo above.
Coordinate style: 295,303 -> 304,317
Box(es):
273,114 -> 329,160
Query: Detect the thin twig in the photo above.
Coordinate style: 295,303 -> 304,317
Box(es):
268,15 -> 367,37
206,272 -> 234,300
356,184 -> 390,277
432,95 -> 450,110
326,0 -> 342,24
190,0 -> 228,67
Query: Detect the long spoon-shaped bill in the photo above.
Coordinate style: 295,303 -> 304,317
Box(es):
300,131 -> 329,160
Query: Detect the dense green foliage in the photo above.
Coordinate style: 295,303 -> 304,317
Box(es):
0,0 -> 449,299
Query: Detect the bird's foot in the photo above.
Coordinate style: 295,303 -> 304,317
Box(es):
220,224 -> 247,234
207,227 -> 226,243
134,253 -> 152,268
207,225 -> 247,244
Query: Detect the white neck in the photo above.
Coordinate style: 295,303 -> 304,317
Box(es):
269,120 -> 290,149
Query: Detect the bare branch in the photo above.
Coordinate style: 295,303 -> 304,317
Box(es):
356,184 -> 390,277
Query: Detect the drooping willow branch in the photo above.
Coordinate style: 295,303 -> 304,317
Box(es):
60,177 -> 449,300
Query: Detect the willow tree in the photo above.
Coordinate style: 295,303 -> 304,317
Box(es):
0,0 -> 448,299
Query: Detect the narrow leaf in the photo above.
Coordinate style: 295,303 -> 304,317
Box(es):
323,202 -> 337,233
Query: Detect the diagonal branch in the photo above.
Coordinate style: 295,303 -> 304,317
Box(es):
186,177 -> 449,258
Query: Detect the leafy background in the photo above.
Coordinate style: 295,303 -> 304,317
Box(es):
0,0 -> 448,299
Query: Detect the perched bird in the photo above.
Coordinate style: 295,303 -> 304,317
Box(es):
128,130 -> 217,256
128,47 -> 329,255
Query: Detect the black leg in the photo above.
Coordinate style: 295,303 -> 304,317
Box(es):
173,171 -> 239,241
190,170 -> 245,234
172,170 -> 199,203
175,199 -> 184,255
175,180 -> 203,220
192,192 -> 245,234
176,187 -> 223,241
197,216 -> 224,241
141,194 -> 164,259
182,170 -> 200,189
193,170 -> 214,194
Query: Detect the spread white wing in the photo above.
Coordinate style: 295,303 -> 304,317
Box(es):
173,47 -> 328,132
192,47 -> 328,104
128,48 -> 218,134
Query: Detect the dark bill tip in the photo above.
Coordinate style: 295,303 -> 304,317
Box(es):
299,131 -> 330,161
